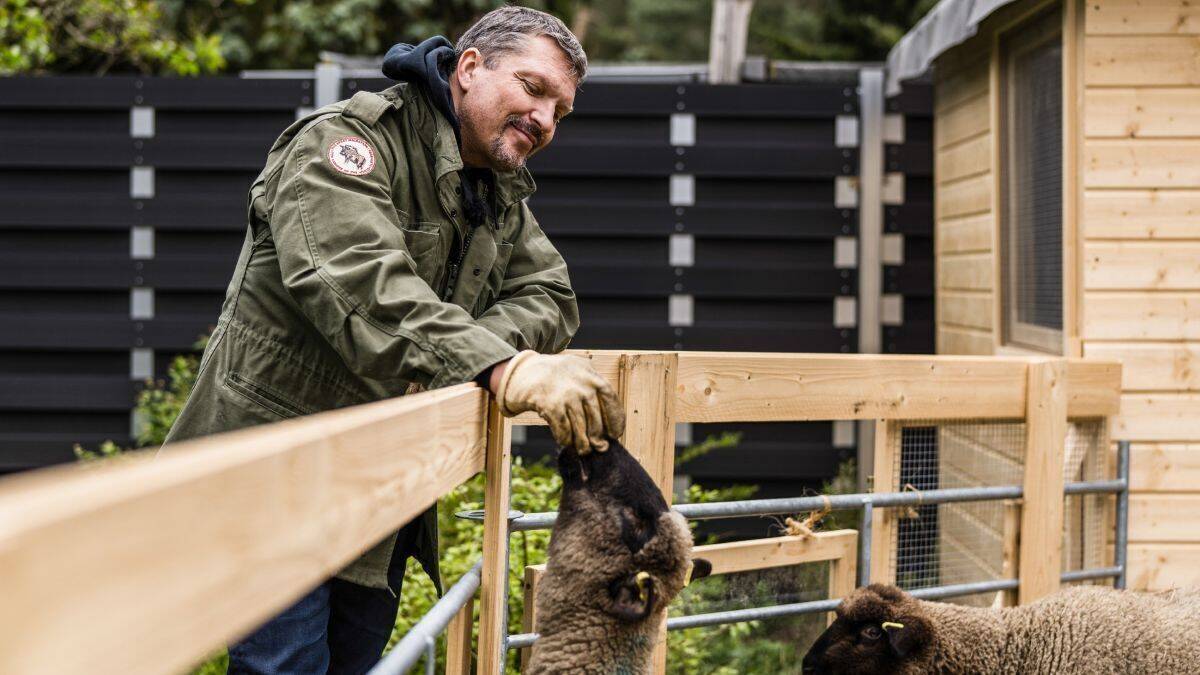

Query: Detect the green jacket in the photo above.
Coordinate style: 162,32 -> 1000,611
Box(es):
162,83 -> 579,591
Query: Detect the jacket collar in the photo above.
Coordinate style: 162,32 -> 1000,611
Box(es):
400,84 -> 536,211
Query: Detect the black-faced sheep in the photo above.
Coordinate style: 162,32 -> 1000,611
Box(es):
802,582 -> 1200,674
526,439 -> 711,674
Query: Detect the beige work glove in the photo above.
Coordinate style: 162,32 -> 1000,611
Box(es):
495,350 -> 626,453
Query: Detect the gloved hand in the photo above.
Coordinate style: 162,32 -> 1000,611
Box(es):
494,350 -> 625,453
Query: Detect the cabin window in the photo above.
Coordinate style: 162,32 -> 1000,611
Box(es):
1000,8 -> 1063,353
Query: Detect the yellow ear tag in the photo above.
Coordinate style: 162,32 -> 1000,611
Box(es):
882,621 -> 905,631
635,571 -> 652,602
683,560 -> 695,587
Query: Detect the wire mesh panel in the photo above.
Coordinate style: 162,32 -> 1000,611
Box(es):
883,419 -> 1109,606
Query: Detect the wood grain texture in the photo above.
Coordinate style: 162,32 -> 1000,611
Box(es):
938,291 -> 995,330
1086,36 -> 1200,86
1129,493 -> 1200,541
1083,342 -> 1200,391
938,134 -> 992,184
938,173 -> 993,219
0,384 -> 488,675
1113,393 -> 1200,440
446,596 -> 474,675
936,59 -> 991,114
1083,292 -> 1200,339
938,253 -> 994,291
937,212 -> 995,254
1085,88 -> 1200,137
938,325 -> 996,355
1084,189 -> 1200,239
1128,543 -> 1200,590
870,420 -> 900,585
694,530 -> 858,575
1086,0 -> 1200,35
936,93 -> 991,150
477,401 -> 512,675
1085,241 -> 1200,290
1018,360 -> 1068,604
1086,139 -> 1200,188
1128,442 -> 1200,491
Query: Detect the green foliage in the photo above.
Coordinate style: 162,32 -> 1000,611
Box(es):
1,0 -> 225,75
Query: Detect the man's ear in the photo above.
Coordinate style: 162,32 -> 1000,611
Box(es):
884,618 -> 927,658
455,47 -> 483,91
689,558 -> 713,583
605,572 -> 655,623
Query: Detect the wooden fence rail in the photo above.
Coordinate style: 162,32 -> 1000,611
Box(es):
0,351 -> 1121,675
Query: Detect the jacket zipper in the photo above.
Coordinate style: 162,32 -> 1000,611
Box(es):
441,227 -> 475,302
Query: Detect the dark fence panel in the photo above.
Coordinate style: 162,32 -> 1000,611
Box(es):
0,72 -> 933,499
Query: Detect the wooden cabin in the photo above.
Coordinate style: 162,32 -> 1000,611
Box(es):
888,0 -> 1200,591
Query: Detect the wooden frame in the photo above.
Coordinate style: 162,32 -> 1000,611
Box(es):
0,351 -> 1122,675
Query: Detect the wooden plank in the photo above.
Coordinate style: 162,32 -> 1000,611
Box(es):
936,59 -> 990,114
937,173 -> 993,219
937,133 -> 991,184
1085,89 -> 1200,138
1083,342 -> 1200,391
446,596 -> 475,675
937,212 -> 994,254
1065,0 -> 1085,358
1113,393 -> 1200,440
1086,139 -> 1200,188
938,253 -> 994,291
477,400 -> 512,675
1086,0 -> 1200,34
999,500 -> 1021,607
1128,442 -> 1200,491
1085,241 -> 1200,290
672,353 -> 1119,421
1019,360 -> 1068,604
1084,292 -> 1200,339
693,530 -> 858,575
935,93 -> 991,150
0,384 -> 488,675
1086,36 -> 1200,86
1084,189 -> 1200,239
870,420 -> 899,585
938,291 -> 995,330
519,566 -> 542,670
1128,543 -> 1200,590
1130,493 -> 1200,541
938,325 -> 996,355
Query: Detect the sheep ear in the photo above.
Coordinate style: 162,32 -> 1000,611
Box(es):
605,573 -> 655,622
884,619 -> 925,658
689,558 -> 712,582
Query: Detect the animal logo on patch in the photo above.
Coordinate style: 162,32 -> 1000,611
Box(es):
327,136 -> 375,176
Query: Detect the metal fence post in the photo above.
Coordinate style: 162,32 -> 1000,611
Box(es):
856,67 -> 885,490
858,499 -> 874,586
1115,440 -> 1130,590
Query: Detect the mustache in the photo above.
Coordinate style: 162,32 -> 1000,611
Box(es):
506,115 -> 543,147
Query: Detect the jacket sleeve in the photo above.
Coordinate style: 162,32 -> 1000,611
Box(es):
475,203 -> 580,353
269,115 -> 518,389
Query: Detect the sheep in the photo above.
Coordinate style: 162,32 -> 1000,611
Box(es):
526,439 -> 711,674
802,582 -> 1200,674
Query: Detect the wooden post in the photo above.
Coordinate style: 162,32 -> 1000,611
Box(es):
1018,360 -> 1068,604
618,353 -> 678,675
707,0 -> 755,83
445,596 -> 474,675
828,537 -> 858,625
477,400 -> 513,675
997,499 -> 1021,608
518,565 -> 544,670
869,420 -> 900,585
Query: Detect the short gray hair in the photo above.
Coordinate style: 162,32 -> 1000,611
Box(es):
456,6 -> 588,83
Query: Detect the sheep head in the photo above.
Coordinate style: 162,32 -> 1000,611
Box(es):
545,439 -> 711,625
802,584 -> 936,675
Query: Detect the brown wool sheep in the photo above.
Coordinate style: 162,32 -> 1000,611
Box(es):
802,582 -> 1200,675
526,439 -> 711,675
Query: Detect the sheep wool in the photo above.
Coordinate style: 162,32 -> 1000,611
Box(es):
803,583 -> 1200,674
526,440 -> 709,675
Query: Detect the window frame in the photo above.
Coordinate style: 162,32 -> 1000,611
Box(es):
999,8 -> 1065,354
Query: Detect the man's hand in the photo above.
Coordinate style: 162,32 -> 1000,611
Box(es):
492,351 -> 625,453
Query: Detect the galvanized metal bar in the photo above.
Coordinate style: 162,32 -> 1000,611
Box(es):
858,500 -> 873,586
1063,478 -> 1125,495
424,637 -> 435,675
1115,440 -> 1131,590
1060,566 -> 1123,583
366,561 -> 482,675
856,66 -> 885,490
908,578 -> 1020,601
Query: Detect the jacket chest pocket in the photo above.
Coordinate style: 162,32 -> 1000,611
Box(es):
401,223 -> 445,287
476,240 -> 514,314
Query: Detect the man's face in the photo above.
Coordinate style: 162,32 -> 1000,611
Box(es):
453,35 -> 576,171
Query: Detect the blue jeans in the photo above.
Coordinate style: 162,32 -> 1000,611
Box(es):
227,577 -> 401,675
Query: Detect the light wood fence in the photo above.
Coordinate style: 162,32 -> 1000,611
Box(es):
0,351 -> 1121,675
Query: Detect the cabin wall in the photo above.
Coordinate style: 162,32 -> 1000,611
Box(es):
932,0 -> 1200,590
1081,0 -> 1200,591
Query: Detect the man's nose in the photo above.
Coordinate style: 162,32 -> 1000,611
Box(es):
527,106 -> 554,138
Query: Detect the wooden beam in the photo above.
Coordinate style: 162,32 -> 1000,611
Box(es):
445,596 -> 474,675
999,500 -> 1021,608
0,384 -> 488,675
870,420 -> 900,585
477,400 -> 513,675
518,565 -> 544,670
1018,360 -> 1068,604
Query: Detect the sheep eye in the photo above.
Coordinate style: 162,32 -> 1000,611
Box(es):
861,625 -> 882,641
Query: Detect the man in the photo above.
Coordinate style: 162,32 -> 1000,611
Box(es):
163,7 -> 621,673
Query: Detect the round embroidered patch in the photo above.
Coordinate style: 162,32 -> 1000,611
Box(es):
327,136 -> 376,175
